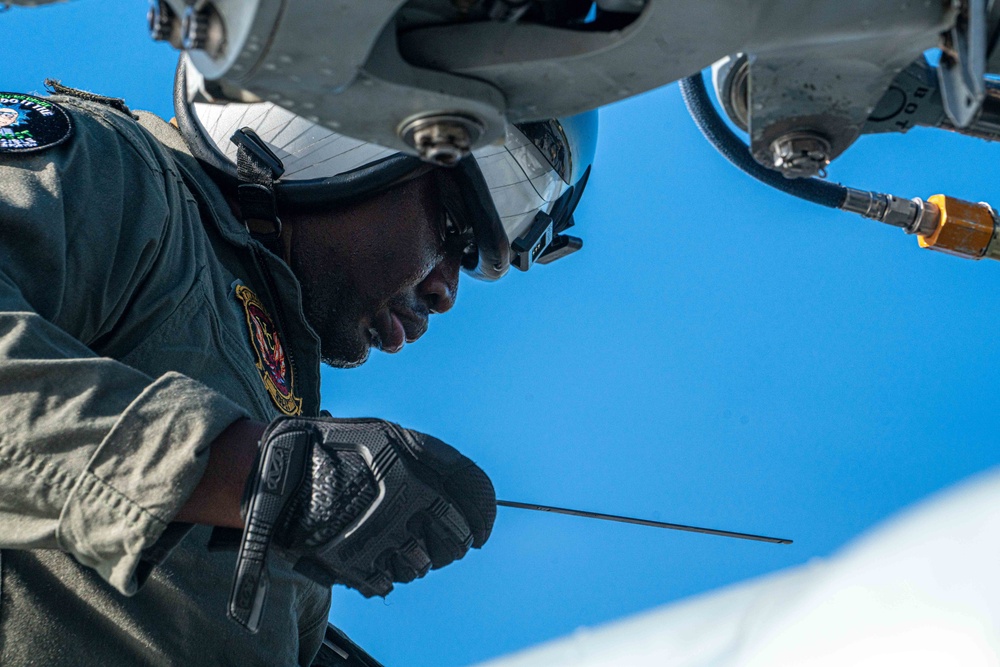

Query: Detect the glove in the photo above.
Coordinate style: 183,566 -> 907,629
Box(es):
228,416 -> 496,632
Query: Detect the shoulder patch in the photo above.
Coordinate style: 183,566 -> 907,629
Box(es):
235,284 -> 303,416
0,92 -> 72,154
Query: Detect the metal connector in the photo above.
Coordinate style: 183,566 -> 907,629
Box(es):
841,188 -> 940,235
770,131 -> 831,179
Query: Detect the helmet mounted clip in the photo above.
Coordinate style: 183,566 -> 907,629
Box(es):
232,127 -> 285,249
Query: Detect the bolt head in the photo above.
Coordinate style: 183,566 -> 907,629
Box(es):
399,115 -> 484,167
147,0 -> 174,42
181,5 -> 208,50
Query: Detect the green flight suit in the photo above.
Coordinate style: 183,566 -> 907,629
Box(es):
0,90 -> 331,665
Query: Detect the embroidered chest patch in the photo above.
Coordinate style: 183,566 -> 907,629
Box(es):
235,285 -> 303,416
0,93 -> 72,154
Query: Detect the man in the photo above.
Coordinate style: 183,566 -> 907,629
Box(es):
0,102 -> 35,150
0,107 -> 21,134
0,59 -> 595,665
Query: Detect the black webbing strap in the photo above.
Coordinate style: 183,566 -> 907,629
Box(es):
231,127 -> 285,249
311,623 -> 385,667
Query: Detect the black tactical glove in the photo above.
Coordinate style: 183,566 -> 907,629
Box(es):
228,417 -> 496,632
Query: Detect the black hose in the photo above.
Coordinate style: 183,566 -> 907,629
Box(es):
678,73 -> 848,210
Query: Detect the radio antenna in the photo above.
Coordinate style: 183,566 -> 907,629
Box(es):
498,500 -> 792,544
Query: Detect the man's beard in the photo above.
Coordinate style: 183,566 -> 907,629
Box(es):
298,273 -> 371,369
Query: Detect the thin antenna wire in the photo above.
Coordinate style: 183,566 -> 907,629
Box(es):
498,500 -> 792,545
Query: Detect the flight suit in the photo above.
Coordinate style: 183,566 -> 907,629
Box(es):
0,89 -> 332,666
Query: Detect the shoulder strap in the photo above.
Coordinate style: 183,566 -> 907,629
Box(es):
44,79 -> 134,118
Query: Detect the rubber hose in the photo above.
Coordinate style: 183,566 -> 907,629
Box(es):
678,73 -> 848,209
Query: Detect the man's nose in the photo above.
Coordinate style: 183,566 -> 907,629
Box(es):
418,257 -> 459,313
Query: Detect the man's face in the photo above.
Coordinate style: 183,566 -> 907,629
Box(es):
0,111 -> 17,129
285,171 -> 465,368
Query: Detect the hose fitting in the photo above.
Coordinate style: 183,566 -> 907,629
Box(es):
917,195 -> 999,260
843,188 -> 1000,261
840,188 -> 939,235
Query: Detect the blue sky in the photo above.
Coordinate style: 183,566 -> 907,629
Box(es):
7,3 -> 1000,666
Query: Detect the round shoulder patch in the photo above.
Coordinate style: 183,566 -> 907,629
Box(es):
0,92 -> 73,154
235,284 -> 303,416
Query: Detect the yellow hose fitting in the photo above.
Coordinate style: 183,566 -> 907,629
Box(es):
918,195 -> 997,260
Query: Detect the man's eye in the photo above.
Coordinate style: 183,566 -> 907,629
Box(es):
441,216 -> 465,242
439,214 -> 475,259
437,215 -> 454,242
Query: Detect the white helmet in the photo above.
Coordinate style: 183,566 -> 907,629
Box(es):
173,58 -> 597,280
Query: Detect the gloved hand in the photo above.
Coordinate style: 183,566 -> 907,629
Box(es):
228,416 -> 496,632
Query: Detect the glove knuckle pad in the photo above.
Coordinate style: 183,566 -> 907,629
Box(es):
443,463 -> 497,548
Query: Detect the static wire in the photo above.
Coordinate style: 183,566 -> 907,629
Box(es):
497,500 -> 793,544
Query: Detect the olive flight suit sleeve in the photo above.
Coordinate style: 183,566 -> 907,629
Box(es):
0,100 -> 249,596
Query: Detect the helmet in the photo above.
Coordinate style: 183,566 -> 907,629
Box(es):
173,57 -> 596,280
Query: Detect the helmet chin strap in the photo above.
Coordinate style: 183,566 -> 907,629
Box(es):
231,127 -> 285,252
